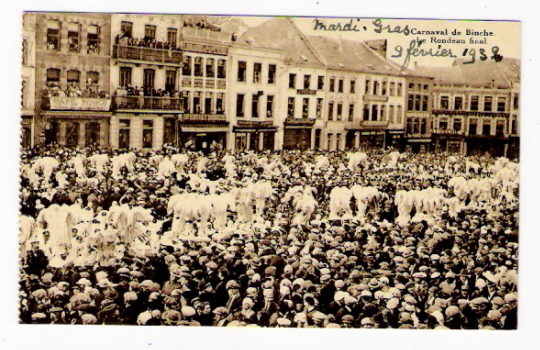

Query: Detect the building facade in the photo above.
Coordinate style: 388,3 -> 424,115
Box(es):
32,12 -> 112,148
22,13 -> 37,148
404,75 -> 434,153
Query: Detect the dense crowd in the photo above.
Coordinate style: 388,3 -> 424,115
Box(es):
114,86 -> 182,98
115,35 -> 180,51
19,145 -> 519,328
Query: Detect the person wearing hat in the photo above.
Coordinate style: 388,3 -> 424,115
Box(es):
224,280 -> 242,317
259,288 -> 279,327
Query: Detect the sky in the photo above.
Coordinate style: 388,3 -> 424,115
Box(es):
238,16 -> 521,68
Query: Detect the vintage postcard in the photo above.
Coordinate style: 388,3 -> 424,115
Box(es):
18,13 -> 520,330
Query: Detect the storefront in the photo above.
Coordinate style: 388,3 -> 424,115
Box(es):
405,137 -> 433,153
433,134 -> 464,154
358,130 -> 386,151
233,121 -> 277,152
40,111 -> 111,148
283,118 -> 315,150
179,124 -> 228,153
465,136 -> 507,157
386,130 -> 405,151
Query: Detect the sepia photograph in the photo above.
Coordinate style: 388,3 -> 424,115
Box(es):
16,10 -> 522,331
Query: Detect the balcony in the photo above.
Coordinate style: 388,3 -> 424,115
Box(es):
113,96 -> 183,111
432,109 -> 510,118
181,113 -> 227,123
363,95 -> 389,102
113,45 -> 182,65
361,120 -> 389,128
182,27 -> 233,43
42,96 -> 111,111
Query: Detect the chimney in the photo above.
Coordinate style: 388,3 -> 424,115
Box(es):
365,39 -> 387,59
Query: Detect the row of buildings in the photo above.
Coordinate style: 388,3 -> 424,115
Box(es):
21,13 -> 520,158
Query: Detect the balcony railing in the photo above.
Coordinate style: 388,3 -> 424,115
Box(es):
181,113 -> 227,123
432,130 -> 464,135
363,95 -> 389,102
113,96 -> 183,110
361,120 -> 389,128
406,133 -> 432,138
113,45 -> 182,65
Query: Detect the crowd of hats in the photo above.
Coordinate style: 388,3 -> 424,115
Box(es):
19,145 -> 518,328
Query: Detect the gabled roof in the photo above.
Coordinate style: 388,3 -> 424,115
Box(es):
237,17 -> 325,68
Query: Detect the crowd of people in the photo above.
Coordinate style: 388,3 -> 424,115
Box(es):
19,145 -> 519,328
115,34 -> 181,51
114,86 -> 182,98
43,85 -> 109,99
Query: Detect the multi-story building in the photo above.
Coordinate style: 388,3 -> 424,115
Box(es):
109,14 -> 183,149
227,44 -> 284,151
416,59 -> 519,157
32,12 -> 112,148
404,73 -> 434,153
22,13 -> 37,148
178,22 -> 233,152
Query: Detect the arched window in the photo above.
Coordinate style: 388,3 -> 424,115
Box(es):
46,68 -> 60,88
68,22 -> 80,52
46,20 -> 61,50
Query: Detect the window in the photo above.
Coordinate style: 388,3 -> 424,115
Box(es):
22,39 -> 28,66
439,119 -> 448,131
315,129 -> 321,149
420,119 -> 427,134
86,71 -> 99,86
380,105 -> 386,121
268,64 -> 276,84
286,97 -> 295,118
236,94 -> 245,117
454,119 -> 462,132
389,105 -> 395,123
119,119 -> 131,149
121,21 -> 133,38
382,81 -> 387,95
327,133 -> 333,151
327,101 -> 334,121
119,67 -> 132,87
237,61 -> 246,82
414,95 -> 421,111
193,92 -> 201,113
511,119 -> 518,134
302,98 -> 309,118
216,93 -> 225,115
483,120 -> 492,135
408,83 -> 414,90
143,69 -> 155,93
266,95 -> 274,117
47,20 -> 60,50
471,96 -> 479,111
454,96 -> 462,110
497,97 -> 507,112
350,80 -> 356,94
514,94 -> 519,109
253,63 -> 262,83
336,133 -> 342,150
363,104 -> 370,121
167,28 -> 177,46
194,57 -> 203,77
348,103 -> 355,122
144,25 -> 156,41
329,77 -> 335,92
373,81 -> 379,95
365,79 -> 371,94
337,102 -> 343,121
205,93 -> 213,114
183,91 -> 191,113
484,96 -> 493,112
166,70 -> 176,92
440,96 -> 449,109
289,73 -> 296,89
87,25 -> 100,54
424,84 -> 429,90
371,105 -> 378,121
338,79 -> 344,93
316,98 -> 323,119
252,94 -> 260,117
142,120 -> 154,148
206,58 -> 215,78
67,70 -> 80,88
183,56 -> 192,76
304,75 -> 311,89
496,120 -> 505,136
469,119 -> 478,135
66,122 -> 80,147
46,68 -> 60,88
218,59 -> 226,79
396,106 -> 402,123
389,82 -> 395,96
397,83 -> 403,96
422,96 -> 428,111
408,96 -> 414,111
318,76 -> 324,90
